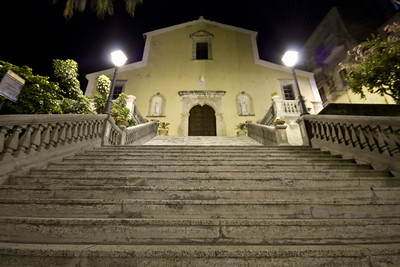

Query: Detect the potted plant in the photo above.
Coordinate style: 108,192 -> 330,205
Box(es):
158,122 -> 170,136
235,122 -> 247,136
273,117 -> 285,126
271,92 -> 280,100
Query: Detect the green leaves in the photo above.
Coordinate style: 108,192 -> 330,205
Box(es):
54,0 -> 143,19
93,77 -> 131,123
53,59 -> 93,114
0,60 -> 63,114
342,22 -> 400,104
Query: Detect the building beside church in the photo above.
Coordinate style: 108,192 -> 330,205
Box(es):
302,2 -> 398,106
85,17 -> 322,136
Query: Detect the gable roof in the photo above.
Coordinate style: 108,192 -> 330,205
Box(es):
143,16 -> 258,38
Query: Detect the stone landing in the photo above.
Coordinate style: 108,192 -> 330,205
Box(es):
145,136 -> 263,146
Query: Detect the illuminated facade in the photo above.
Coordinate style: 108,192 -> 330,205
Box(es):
85,17 -> 322,136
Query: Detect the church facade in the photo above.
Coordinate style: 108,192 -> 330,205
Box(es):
85,17 -> 322,136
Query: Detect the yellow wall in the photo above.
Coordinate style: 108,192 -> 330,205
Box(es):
88,20 -> 318,136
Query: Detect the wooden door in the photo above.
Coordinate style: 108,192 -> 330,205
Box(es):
188,105 -> 216,136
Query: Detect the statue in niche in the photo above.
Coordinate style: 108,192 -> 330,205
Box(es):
150,94 -> 164,116
238,93 -> 250,115
199,75 -> 206,88
240,100 -> 249,115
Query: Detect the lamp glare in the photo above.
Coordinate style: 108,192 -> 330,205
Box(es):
282,51 -> 298,67
111,50 -> 127,67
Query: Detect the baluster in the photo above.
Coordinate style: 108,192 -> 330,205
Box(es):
30,125 -> 43,152
2,126 -> 22,159
349,125 -> 360,148
92,121 -> 99,138
49,124 -> 60,148
320,122 -> 327,140
82,121 -> 89,140
342,124 -> 352,146
373,125 -> 388,154
359,125 -> 373,151
86,121 -> 94,139
58,123 -> 67,146
64,122 -> 72,144
71,122 -> 79,142
40,124 -> 52,150
385,126 -> 400,156
312,121 -> 319,139
16,125 -> 33,156
336,124 -> 345,144
77,122 -> 84,141
327,123 -> 335,143
0,126 -> 10,153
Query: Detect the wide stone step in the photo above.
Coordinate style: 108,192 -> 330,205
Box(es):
82,149 -> 336,157
0,243 -> 399,266
19,168 -> 392,179
102,145 -> 320,150
10,173 -> 398,189
1,198 -> 400,219
1,217 -> 399,245
64,157 -> 354,165
44,162 -> 371,172
1,185 -> 399,201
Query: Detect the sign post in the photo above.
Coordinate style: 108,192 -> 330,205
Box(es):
0,70 -> 25,111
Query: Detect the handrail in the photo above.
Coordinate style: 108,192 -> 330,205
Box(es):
299,114 -> 400,176
259,103 -> 276,125
0,114 -> 158,182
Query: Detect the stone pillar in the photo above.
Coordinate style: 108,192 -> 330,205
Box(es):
275,125 -> 289,145
296,116 -> 310,147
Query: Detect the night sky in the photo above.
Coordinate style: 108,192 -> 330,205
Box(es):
0,0 -> 397,90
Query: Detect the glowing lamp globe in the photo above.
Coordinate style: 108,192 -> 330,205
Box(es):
282,51 -> 298,67
111,50 -> 127,67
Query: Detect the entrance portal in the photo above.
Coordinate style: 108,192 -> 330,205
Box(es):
188,105 -> 216,136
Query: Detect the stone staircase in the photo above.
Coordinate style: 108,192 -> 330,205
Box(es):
0,137 -> 400,266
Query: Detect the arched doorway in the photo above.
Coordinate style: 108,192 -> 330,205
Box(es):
189,105 -> 216,136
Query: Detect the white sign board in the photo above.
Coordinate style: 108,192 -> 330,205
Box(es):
0,70 -> 25,102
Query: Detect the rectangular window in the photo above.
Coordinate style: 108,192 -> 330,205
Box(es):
196,42 -> 208,60
112,85 -> 124,100
283,84 -> 295,100
318,87 -> 327,103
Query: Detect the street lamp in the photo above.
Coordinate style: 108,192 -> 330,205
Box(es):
282,50 -> 309,115
105,50 -> 128,114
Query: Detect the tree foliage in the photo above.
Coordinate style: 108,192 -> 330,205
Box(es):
0,61 -> 63,114
53,0 -> 143,19
93,75 -> 135,126
53,59 -> 93,114
93,74 -> 111,114
340,22 -> 400,104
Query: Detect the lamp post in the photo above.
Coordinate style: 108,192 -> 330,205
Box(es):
282,50 -> 309,115
105,50 -> 128,114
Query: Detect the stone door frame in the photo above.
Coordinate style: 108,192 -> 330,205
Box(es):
178,90 -> 226,136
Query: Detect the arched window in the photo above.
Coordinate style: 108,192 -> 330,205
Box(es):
237,92 -> 254,116
148,93 -> 166,117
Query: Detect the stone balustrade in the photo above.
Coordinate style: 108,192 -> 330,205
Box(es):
0,114 -> 158,182
247,122 -> 289,146
298,115 -> 400,176
259,99 -> 301,126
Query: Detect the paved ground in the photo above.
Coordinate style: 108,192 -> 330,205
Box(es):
144,136 -> 263,146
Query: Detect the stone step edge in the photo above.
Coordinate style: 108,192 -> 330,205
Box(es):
0,243 -> 399,258
18,171 -> 392,178
1,185 -> 399,192
1,198 -> 399,205
1,217 -> 400,226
